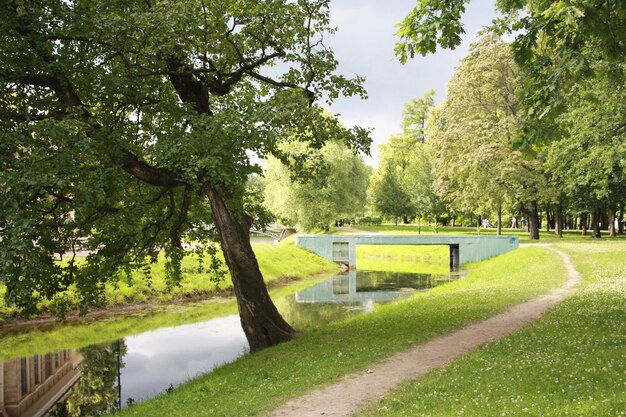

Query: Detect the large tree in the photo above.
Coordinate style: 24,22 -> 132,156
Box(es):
369,165 -> 413,226
0,0 -> 369,351
546,62 -> 626,238
397,1 -> 626,238
427,36 -> 549,238
368,90 -> 447,225
397,1 -> 626,144
263,140 -> 370,231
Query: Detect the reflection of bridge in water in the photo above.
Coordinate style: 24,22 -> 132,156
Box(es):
295,270 -> 458,308
296,234 -> 519,271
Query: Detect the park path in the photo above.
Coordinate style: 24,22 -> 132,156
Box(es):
268,246 -> 580,417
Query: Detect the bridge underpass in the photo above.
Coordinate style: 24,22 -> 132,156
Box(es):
295,234 -> 519,272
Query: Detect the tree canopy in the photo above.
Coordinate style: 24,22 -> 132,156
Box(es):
394,1 -> 625,238
263,140 -> 369,232
0,0 -> 370,350
368,90 -> 448,226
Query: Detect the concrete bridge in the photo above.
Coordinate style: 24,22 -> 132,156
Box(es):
295,234 -> 519,271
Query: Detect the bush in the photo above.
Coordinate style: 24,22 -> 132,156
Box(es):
356,216 -> 382,225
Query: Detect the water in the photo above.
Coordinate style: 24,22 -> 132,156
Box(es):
1,269 -> 456,416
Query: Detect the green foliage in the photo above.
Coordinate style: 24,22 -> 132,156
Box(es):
545,62 -> 626,215
398,1 -> 626,148
263,140 -> 370,231
0,0 -> 369,317
368,90 -> 447,223
369,166 -> 414,224
425,35 -> 555,235
396,0 -> 470,62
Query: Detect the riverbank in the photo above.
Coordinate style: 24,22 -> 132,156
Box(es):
0,239 -> 340,324
113,245 -> 569,417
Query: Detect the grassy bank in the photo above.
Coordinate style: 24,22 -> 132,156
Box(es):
0,272 -> 342,362
0,239 -> 339,321
113,245 -> 567,417
360,242 -> 626,416
0,243 -> 448,360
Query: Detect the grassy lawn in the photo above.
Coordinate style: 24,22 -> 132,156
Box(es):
356,244 -> 449,274
112,245 -> 567,417
0,239 -> 339,321
359,241 -> 626,416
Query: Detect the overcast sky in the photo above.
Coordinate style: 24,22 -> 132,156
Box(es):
326,1 -> 498,166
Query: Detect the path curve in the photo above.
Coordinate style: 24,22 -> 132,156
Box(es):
268,246 -> 580,417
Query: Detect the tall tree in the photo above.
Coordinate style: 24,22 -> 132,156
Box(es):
0,0 -> 369,350
397,1 -> 626,146
426,36 -> 548,239
263,140 -> 370,231
369,165 -> 413,226
368,90 -> 447,225
546,62 -> 626,238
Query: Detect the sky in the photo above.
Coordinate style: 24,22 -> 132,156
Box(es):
326,1 -> 498,166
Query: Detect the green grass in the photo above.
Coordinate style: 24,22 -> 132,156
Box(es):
0,270 -> 347,362
0,240 -> 339,321
359,241 -> 626,416
103,240 -> 338,305
352,224 -> 626,243
112,245 -> 567,417
356,244 -> 449,274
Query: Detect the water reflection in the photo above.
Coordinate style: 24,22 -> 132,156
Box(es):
1,270 -> 457,416
119,315 -> 247,405
55,342 -> 125,416
294,270 -> 454,311
276,270 -> 455,327
0,350 -> 82,417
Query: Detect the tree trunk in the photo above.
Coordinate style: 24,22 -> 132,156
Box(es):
608,207 -> 616,237
591,207 -> 602,238
206,189 -> 295,351
581,213 -> 588,236
497,204 -> 502,236
554,206 -> 563,237
545,208 -> 551,232
619,204 -> 624,234
526,200 -> 540,240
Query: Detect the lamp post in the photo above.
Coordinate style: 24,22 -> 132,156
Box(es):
417,196 -> 421,235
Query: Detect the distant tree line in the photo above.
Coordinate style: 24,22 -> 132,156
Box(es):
264,31 -> 625,240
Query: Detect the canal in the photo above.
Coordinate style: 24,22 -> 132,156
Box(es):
0,245 -> 457,416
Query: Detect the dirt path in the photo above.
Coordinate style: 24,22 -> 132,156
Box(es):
268,247 -> 580,417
